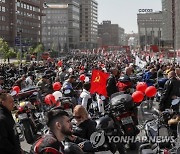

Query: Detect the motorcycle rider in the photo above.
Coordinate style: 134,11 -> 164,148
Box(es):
62,75 -> 76,97
79,82 -> 92,111
72,105 -> 96,140
36,75 -> 53,94
25,72 -> 34,87
157,65 -> 166,79
106,67 -> 119,97
0,93 -> 22,154
159,71 -> 180,111
119,67 -> 133,93
14,74 -> 26,89
143,68 -> 156,86
31,108 -> 85,154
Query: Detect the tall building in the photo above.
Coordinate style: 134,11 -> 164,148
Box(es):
175,0 -> 180,51
98,21 -> 123,46
0,0 -> 44,47
43,0 -> 80,51
119,27 -> 125,46
80,0 -> 98,49
137,12 -> 163,51
162,0 -> 173,47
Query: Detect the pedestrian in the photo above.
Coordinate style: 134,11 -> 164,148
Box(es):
0,93 -> 22,154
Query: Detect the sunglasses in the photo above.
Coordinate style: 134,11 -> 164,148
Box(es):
73,116 -> 81,119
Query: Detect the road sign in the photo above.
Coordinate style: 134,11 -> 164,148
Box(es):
15,37 -> 31,46
15,37 -> 20,46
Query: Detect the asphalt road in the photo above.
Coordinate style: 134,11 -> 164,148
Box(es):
20,101 -> 159,154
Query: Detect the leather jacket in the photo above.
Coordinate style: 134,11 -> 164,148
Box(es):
73,119 -> 96,140
159,77 -> 180,111
106,75 -> 119,97
0,105 -> 21,154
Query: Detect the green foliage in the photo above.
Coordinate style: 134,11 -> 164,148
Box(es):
28,47 -> 34,54
0,38 -> 10,60
6,48 -> 16,58
0,38 -> 18,60
33,43 -> 43,54
17,51 -> 21,60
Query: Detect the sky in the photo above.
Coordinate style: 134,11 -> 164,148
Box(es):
97,0 -> 162,33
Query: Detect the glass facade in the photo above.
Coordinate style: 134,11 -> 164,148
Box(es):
42,0 -> 80,51
137,12 -> 163,50
80,0 -> 98,49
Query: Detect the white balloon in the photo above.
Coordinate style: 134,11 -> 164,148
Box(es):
84,76 -> 89,82
53,91 -> 62,101
68,68 -> 73,73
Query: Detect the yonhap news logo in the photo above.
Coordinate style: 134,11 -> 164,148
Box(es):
90,130 -> 105,148
90,131 -> 176,148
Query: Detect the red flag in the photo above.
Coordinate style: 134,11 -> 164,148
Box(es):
90,70 -> 110,96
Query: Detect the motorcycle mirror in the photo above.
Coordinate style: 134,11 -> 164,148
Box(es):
64,89 -> 71,94
171,99 -> 180,106
10,90 -> 17,96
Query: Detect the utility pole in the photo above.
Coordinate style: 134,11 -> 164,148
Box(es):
19,29 -> 23,65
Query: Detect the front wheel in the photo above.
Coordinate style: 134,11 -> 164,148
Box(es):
22,120 -> 35,144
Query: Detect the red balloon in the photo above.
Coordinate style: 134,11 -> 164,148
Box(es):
136,82 -> 147,93
145,86 -> 157,98
44,94 -> 56,105
12,86 -> 20,94
53,82 -> 62,91
57,61 -> 62,67
79,74 -> 86,81
132,91 -> 144,103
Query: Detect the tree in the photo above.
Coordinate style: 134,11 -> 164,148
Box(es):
33,43 -> 44,62
0,38 -> 10,61
6,48 -> 16,62
16,51 -> 21,61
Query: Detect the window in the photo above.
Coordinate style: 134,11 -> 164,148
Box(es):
2,6 -> 5,12
17,2 -> 20,7
2,16 -> 5,21
0,0 -> 6,3
24,4 -> 26,9
27,4 -> 29,10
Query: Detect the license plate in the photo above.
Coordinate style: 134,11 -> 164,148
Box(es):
121,116 -> 133,125
18,113 -> 28,120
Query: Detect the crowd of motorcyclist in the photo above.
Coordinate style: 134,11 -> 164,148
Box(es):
0,51 -> 180,154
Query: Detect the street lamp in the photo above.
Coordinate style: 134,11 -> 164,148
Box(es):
17,29 -> 23,65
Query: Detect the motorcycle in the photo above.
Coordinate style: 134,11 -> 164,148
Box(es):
15,100 -> 37,144
91,92 -> 139,153
14,87 -> 45,144
139,99 -> 180,154
109,92 -> 139,150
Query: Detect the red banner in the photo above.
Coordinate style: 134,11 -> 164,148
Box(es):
90,70 -> 110,96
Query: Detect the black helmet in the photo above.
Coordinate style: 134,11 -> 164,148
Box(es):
64,142 -> 84,154
110,93 -> 134,111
